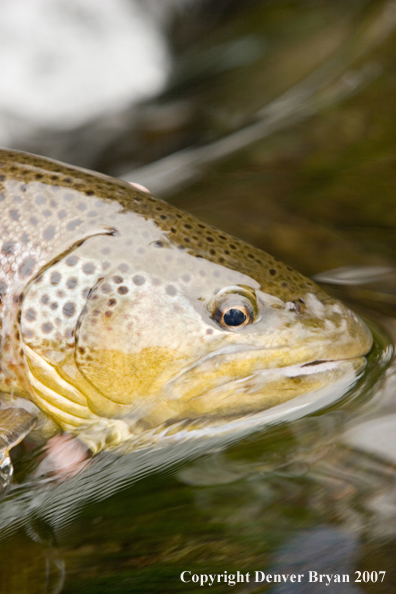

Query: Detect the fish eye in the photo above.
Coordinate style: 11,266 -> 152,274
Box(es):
214,303 -> 253,329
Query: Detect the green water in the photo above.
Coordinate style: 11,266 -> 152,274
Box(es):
3,1 -> 396,592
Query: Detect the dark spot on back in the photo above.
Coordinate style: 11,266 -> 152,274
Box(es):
82,262 -> 95,275
166,285 -> 176,296
63,302 -> 76,318
10,209 -> 20,221
66,255 -> 79,267
50,271 -> 61,285
66,277 -> 77,289
25,308 -> 37,322
67,219 -> 82,231
19,257 -> 37,278
43,225 -> 56,241
132,275 -> 145,286
1,241 -> 16,255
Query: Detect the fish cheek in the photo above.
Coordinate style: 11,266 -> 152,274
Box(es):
74,275 -> 198,410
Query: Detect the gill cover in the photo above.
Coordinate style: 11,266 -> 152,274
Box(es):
74,272 -> 208,405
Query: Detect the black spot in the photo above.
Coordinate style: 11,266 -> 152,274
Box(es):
30,216 -> 38,226
210,249 -> 216,255
0,175 -> 4,181
229,244 -> 236,250
83,262 -> 95,275
133,275 -> 145,286
19,257 -> 37,278
35,195 -> 46,205
25,308 -> 37,322
66,255 -> 79,267
118,286 -> 128,295
21,232 -> 29,244
66,277 -> 77,289
0,193 -> 5,202
50,271 -> 61,285
108,299 -> 116,307
269,269 -> 277,276
113,275 -> 123,284
43,225 -> 56,241
43,209 -> 52,217
154,241 -> 164,248
206,328 -> 214,335
10,209 -> 20,221
58,210 -> 67,219
63,302 -> 76,318
118,263 -> 129,272
206,236 -> 214,243
0,281 -> 7,298
184,223 -> 192,229
101,283 -> 111,293
41,322 -> 53,334
85,190 -> 94,196
67,219 -> 83,231
50,302 -> 58,310
105,310 -> 112,317
41,295 -> 49,305
1,241 -> 16,255
166,285 -> 176,296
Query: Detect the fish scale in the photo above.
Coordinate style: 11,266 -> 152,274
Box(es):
0,149 -> 372,466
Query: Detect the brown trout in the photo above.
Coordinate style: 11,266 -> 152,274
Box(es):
0,149 -> 372,468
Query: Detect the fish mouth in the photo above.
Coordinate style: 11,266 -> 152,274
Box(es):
300,358 -> 365,373
154,348 -> 368,425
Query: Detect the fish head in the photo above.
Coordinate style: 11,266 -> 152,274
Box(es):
69,243 -> 372,428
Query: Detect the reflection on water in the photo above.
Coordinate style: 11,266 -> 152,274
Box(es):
2,0 -> 396,593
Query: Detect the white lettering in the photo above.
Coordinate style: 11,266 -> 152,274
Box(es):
181,571 -> 190,583
309,571 -> 318,582
255,571 -> 265,582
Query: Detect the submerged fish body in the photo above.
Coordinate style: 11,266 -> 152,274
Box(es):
0,149 -> 372,454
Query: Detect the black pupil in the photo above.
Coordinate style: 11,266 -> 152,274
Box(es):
223,308 -> 247,326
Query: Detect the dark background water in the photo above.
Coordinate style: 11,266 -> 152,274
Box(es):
1,1 -> 396,592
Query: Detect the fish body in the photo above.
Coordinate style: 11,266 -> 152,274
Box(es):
0,149 -> 372,454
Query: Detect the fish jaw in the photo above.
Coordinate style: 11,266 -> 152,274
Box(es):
119,291 -> 373,427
